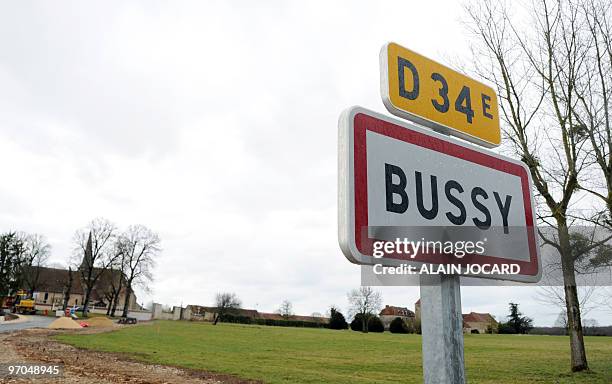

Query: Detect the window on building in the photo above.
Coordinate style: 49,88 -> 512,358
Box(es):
44,292 -> 49,303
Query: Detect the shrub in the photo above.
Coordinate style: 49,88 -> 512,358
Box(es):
368,316 -> 385,333
485,321 -> 498,334
414,319 -> 421,335
216,313 -> 326,328
251,318 -> 326,328
350,314 -> 385,333
389,317 -> 409,334
329,308 -> 348,330
497,322 -> 515,334
219,313 -> 252,324
350,314 -> 365,332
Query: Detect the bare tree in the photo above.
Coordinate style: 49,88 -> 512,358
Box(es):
104,288 -> 115,316
277,299 -> 293,319
597,287 -> 612,311
583,318 -> 599,328
20,233 -> 51,296
106,238 -> 128,317
73,218 -> 118,316
575,0 -> 612,224
117,225 -> 160,318
555,310 -> 569,329
536,285 -> 599,320
347,286 -> 382,333
213,292 -> 241,325
311,312 -> 325,325
535,232 -> 607,322
464,0 -> 608,371
108,261 -> 126,317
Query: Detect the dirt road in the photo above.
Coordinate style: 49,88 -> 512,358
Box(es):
0,328 -> 260,384
0,316 -> 54,334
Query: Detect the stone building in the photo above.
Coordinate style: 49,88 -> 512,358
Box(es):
379,305 -> 416,330
23,266 -> 137,313
21,231 -> 139,313
184,305 -> 328,324
462,312 -> 497,334
415,299 -> 497,334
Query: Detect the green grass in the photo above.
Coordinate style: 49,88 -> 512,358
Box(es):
55,321 -> 612,384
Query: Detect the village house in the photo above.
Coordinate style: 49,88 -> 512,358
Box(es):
462,312 -> 498,334
25,266 -> 138,313
415,299 -> 497,334
379,305 -> 415,330
185,305 -> 328,324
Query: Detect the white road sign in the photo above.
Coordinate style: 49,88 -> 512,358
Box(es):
338,106 -> 541,283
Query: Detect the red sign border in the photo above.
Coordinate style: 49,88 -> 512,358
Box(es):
352,111 -> 539,277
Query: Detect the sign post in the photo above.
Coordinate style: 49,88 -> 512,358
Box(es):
338,42 -> 540,384
420,274 -> 464,384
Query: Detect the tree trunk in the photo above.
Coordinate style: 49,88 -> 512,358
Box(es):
362,316 -> 368,333
62,268 -> 73,311
110,289 -> 120,317
121,283 -> 132,318
110,277 -> 123,317
111,293 -> 120,317
62,289 -> 70,311
82,288 -> 92,318
558,223 -> 588,372
28,266 -> 41,297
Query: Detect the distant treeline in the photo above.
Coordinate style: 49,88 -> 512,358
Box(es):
530,327 -> 612,337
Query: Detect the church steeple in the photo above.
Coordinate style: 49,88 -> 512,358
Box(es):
80,231 -> 93,270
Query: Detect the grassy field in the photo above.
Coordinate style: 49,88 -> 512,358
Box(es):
56,321 -> 612,384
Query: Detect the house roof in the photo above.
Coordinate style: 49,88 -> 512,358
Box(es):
380,305 -> 415,317
463,312 -> 496,324
27,266 -> 128,302
31,267 -> 82,294
259,312 -> 285,320
258,312 -> 328,322
186,305 -> 328,323
186,306 -> 259,318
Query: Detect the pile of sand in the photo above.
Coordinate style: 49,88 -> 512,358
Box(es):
84,317 -> 114,328
47,317 -> 82,329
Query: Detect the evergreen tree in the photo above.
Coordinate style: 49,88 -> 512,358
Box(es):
389,317 -> 409,334
328,307 -> 348,330
506,303 -> 534,334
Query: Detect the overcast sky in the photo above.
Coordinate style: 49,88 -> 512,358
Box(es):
1,1 -> 610,326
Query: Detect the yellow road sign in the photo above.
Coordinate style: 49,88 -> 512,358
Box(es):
380,42 -> 501,147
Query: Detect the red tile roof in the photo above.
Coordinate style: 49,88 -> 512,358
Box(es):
462,312 -> 496,324
379,305 -> 415,317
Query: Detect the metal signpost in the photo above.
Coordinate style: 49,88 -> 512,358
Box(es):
338,42 -> 540,384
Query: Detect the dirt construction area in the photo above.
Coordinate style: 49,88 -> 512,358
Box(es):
0,328 -> 257,384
